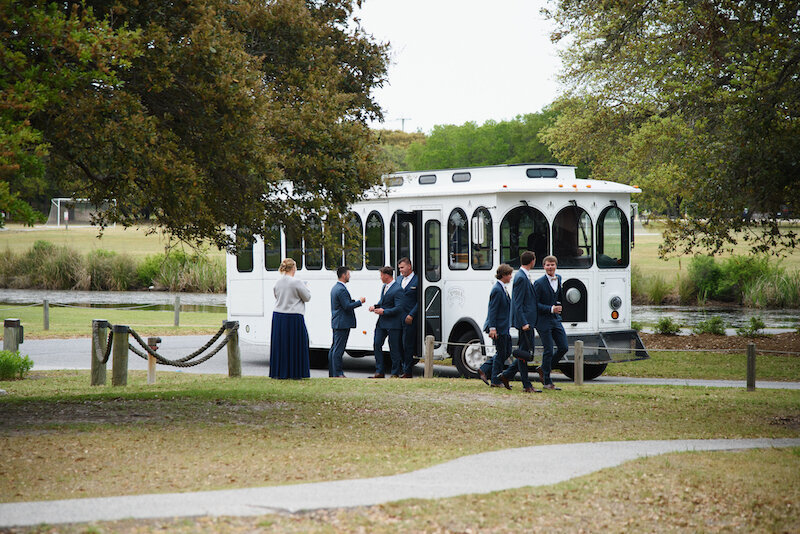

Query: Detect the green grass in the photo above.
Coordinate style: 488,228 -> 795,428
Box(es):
0,304 -> 226,338
1,371 -> 798,505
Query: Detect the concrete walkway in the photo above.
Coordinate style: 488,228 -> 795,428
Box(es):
1,438 -> 798,528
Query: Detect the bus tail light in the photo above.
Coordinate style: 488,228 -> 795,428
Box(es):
611,310 -> 619,320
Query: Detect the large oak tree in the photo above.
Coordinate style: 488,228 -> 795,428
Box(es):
541,0 -> 799,257
1,0 -> 388,250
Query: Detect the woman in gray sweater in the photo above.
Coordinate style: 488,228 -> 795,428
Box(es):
269,258 -> 311,379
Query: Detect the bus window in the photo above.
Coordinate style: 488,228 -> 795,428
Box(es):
448,208 -> 469,270
425,219 -> 441,282
424,286 -> 442,346
236,234 -> 254,273
305,216 -> 323,270
390,211 -> 412,268
597,206 -> 629,268
500,206 -> 549,269
285,225 -> 303,269
365,211 -> 384,269
553,205 -> 593,268
344,212 -> 363,270
263,225 -> 280,271
471,207 -> 493,270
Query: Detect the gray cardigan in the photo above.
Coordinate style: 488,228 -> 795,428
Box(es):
273,275 -> 311,314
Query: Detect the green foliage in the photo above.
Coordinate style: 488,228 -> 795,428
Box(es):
736,317 -> 767,338
0,350 -> 33,380
689,255 -> 783,303
0,182 -> 44,227
630,320 -> 643,332
645,275 -> 671,305
676,274 -> 697,305
543,0 -> 800,257
88,250 -> 138,291
654,316 -> 681,335
688,256 -> 722,302
692,317 -> 727,336
742,271 -> 800,309
137,250 -> 225,292
376,129 -> 426,172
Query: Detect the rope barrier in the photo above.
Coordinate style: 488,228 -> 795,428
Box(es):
126,325 -> 233,368
91,323 -> 114,364
0,303 -> 40,311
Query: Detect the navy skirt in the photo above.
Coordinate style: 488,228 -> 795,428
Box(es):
269,312 -> 310,379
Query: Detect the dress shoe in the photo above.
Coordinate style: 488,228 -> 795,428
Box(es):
543,383 -> 561,390
490,383 -> 504,388
477,369 -> 490,385
512,348 -> 534,362
535,366 -> 544,384
523,386 -> 542,393
498,375 -> 512,390
369,373 -> 385,379
400,373 -> 413,378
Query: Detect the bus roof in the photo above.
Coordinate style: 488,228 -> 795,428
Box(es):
368,163 -> 641,199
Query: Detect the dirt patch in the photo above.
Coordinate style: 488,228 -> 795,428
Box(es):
640,331 -> 800,354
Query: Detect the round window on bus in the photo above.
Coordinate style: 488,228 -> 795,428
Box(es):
500,206 -> 549,269
365,211 -> 384,269
553,205 -> 593,268
448,208 -> 469,270
597,206 -> 629,268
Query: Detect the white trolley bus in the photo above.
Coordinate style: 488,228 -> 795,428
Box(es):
226,163 -> 648,380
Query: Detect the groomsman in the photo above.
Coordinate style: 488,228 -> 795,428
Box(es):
533,255 -> 567,390
478,264 -> 516,389
396,257 -> 418,378
369,266 -> 403,378
328,266 -> 365,377
510,251 -> 539,393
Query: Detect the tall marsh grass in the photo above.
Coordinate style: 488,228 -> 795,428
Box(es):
742,271 -> 800,308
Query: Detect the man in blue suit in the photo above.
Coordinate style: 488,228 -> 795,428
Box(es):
533,255 -> 568,390
510,251 -> 539,393
369,266 -> 403,378
478,263 -> 517,389
329,266 -> 366,378
396,257 -> 418,378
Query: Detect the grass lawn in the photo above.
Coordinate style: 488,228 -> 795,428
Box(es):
0,304 -> 226,338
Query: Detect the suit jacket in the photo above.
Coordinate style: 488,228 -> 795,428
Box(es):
511,267 -> 537,330
330,281 -> 362,330
533,274 -> 563,331
375,281 -> 403,330
396,273 -> 419,319
483,281 -> 511,335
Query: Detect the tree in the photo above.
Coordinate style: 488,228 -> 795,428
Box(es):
541,0 -> 800,257
374,129 -> 426,172
1,0 -> 388,251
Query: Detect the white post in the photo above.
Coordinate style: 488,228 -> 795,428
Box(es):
574,340 -> 584,386
424,335 -> 434,379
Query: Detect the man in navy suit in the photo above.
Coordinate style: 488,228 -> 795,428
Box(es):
478,263 -> 518,389
396,257 -> 418,378
533,255 -> 568,390
369,266 -> 403,378
510,251 -> 539,393
329,266 -> 366,378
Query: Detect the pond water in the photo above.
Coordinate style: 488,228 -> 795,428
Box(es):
632,304 -> 799,332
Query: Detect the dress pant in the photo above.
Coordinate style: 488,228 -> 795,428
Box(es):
401,320 -> 417,375
373,327 -> 403,376
328,328 -> 350,377
507,328 -> 534,388
539,323 -> 568,385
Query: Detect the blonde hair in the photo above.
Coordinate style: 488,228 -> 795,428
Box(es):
279,258 -> 297,274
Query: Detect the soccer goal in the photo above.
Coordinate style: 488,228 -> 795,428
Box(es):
45,198 -> 115,227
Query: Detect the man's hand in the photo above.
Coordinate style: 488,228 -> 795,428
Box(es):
405,315 -> 413,325
489,328 -> 497,339
359,297 -> 366,303
522,324 -> 530,331
368,305 -> 375,312
552,305 -> 562,314
375,308 -> 384,315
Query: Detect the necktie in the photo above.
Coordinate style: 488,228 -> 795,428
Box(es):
381,284 -> 387,297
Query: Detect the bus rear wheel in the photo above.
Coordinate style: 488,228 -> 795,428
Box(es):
452,332 -> 485,379
558,362 -> 607,381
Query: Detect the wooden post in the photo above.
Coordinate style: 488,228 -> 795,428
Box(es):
173,296 -> 180,327
43,299 -> 49,331
574,340 -> 584,386
225,321 -> 241,378
90,319 -> 109,386
746,343 -> 756,391
3,319 -> 21,352
111,325 -> 129,387
424,335 -> 434,379
147,337 -> 161,385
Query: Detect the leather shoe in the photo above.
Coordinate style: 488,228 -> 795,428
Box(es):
498,375 -> 512,390
535,366 -> 544,384
543,383 -> 561,390
523,386 -> 542,393
477,369 -> 490,385
369,373 -> 385,379
512,348 -> 533,362
400,373 -> 413,378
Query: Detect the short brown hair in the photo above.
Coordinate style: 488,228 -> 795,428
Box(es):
379,266 -> 393,276
495,264 -> 513,279
398,257 -> 412,268
543,255 -> 557,265
520,250 -> 535,266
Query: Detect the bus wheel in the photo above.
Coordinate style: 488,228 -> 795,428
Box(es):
453,332 -> 485,379
309,349 -> 329,370
558,362 -> 607,381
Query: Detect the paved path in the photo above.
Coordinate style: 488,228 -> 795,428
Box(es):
1,438 -> 798,528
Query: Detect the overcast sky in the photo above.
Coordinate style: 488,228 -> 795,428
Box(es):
354,0 -> 563,134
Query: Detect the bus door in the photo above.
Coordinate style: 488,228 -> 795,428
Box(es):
421,210 -> 443,352
392,210 -> 423,358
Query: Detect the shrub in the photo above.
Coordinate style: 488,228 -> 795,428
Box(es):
631,320 -> 643,332
655,316 -> 682,335
645,275 -> 672,304
692,316 -> 726,335
742,270 -> 800,308
631,265 -> 646,301
736,316 -> 766,337
0,350 -> 33,380
676,274 -> 697,304
688,255 -> 721,301
717,256 -> 779,302
88,249 -> 117,290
